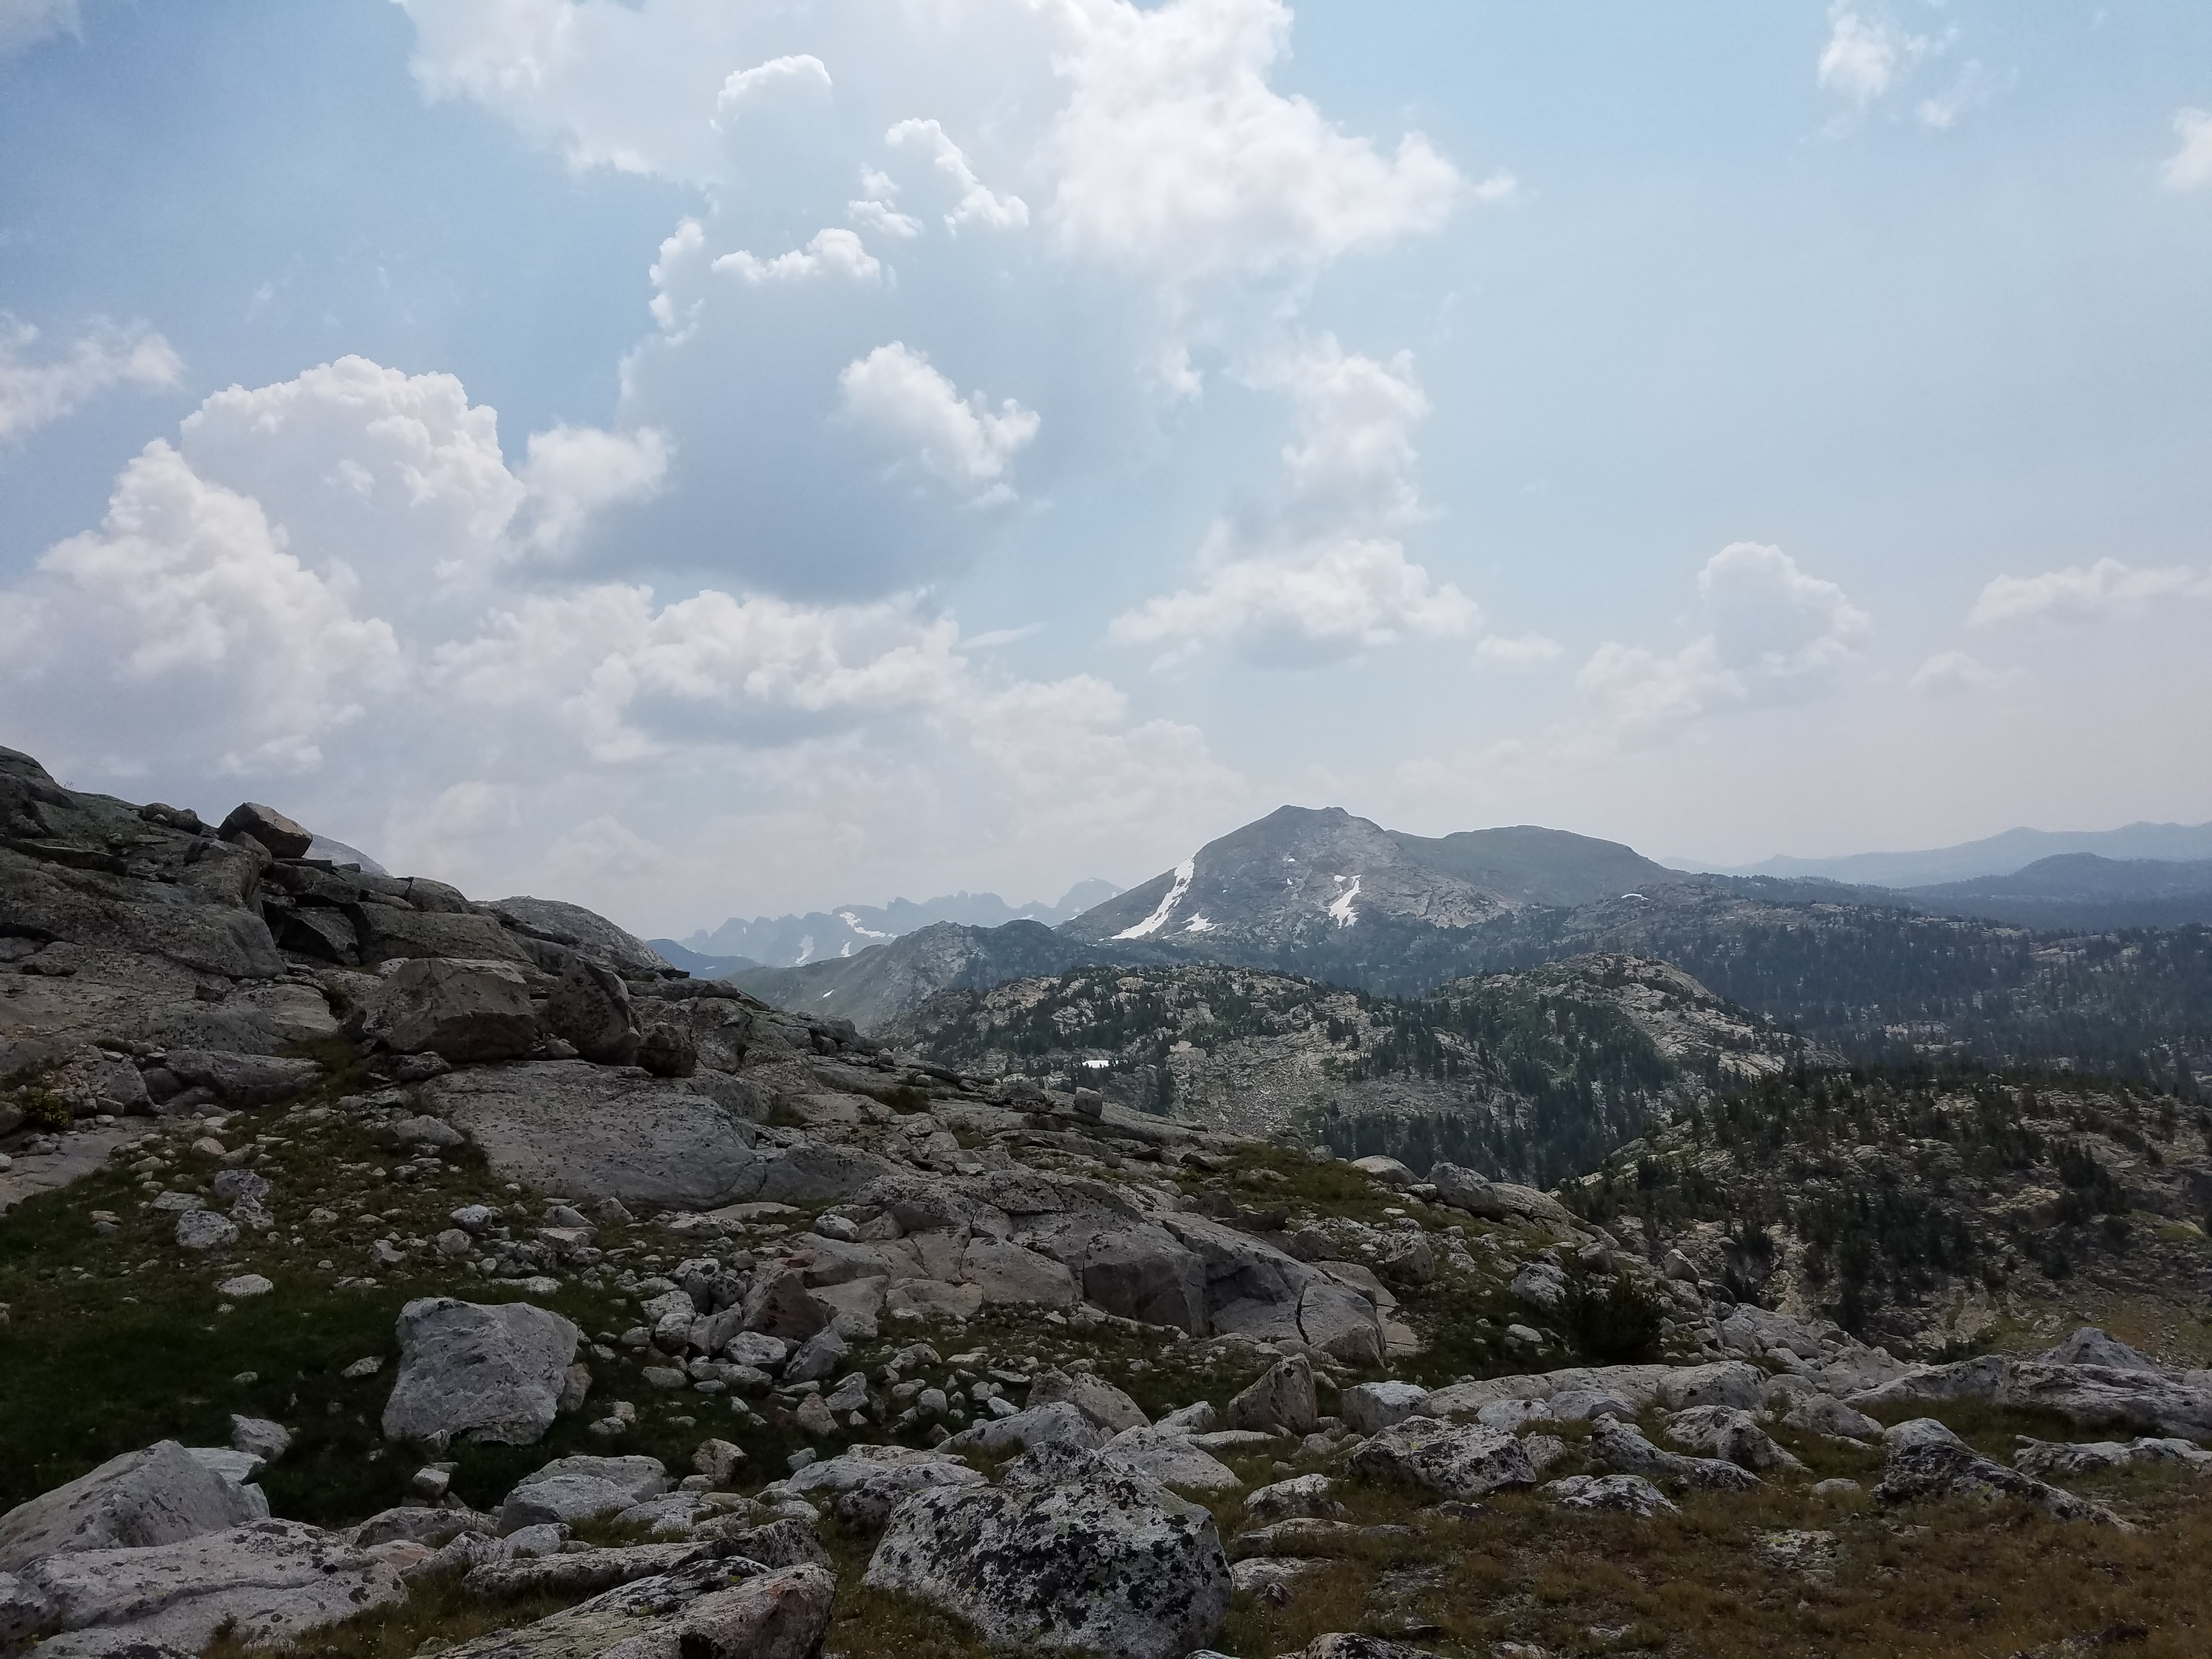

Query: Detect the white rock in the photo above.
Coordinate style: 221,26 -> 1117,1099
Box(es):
216,1274 -> 272,1299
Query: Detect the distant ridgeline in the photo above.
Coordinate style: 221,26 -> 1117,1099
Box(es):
891,955 -> 1825,1189
735,805 -> 2212,1123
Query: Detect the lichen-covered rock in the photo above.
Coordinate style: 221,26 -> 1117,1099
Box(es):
1340,1380 -> 1431,1436
1347,1418 -> 1540,1501
1662,1406 -> 1804,1472
1243,1474 -> 1343,1525
0,1442 -> 262,1574
380,1298 -> 581,1451
4,1520 -> 400,1656
864,1443 -> 1231,1659
1102,1426 -> 1243,1496
1543,1474 -> 1677,1516
1588,1417 -> 1760,1491
945,1402 -> 1109,1458
435,1559 -> 830,1659
2013,1436 -> 2212,1480
1876,1419 -> 2128,1527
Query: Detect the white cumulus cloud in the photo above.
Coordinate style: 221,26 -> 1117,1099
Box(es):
2164,109 -> 2212,193
1579,543 -> 1870,742
1,351 -> 1241,926
838,342 -> 1040,499
0,317 -> 182,442
712,228 -> 883,285
1969,557 -> 2212,626
715,53 -> 831,121
1111,337 -> 1478,665
885,119 -> 1029,232
1042,0 -> 1459,291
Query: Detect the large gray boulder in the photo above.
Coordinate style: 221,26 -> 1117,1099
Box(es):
1027,1369 -> 1149,1435
865,1443 -> 1231,1659
1427,1165 -> 1575,1227
541,956 -> 641,1065
1663,1406 -> 1803,1473
498,1456 -> 669,1532
1340,1380 -> 1431,1436
432,1559 -> 832,1659
0,1442 -> 262,1573
484,896 -> 674,980
161,1050 -> 324,1107
1347,1418 -> 1541,1500
381,1298 -> 581,1451
1587,1417 -> 1760,1491
1227,1356 -> 1318,1435
771,1445 -> 988,1532
1103,1427 -> 1243,1496
218,803 -> 314,859
1,1520 -> 402,1655
1876,1418 -> 2126,1526
361,958 -> 538,1064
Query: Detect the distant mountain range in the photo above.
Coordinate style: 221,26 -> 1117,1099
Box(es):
1894,853 -> 2212,929
732,806 -> 1691,1024
676,879 -> 1121,969
728,803 -> 2212,1097
1702,820 -> 2212,889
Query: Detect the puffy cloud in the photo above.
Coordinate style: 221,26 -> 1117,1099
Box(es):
1112,537 -> 1479,667
390,1 -> 1465,601
1968,557 -> 2212,626
712,228 -> 882,286
0,0 -> 75,58
1699,540 -> 1870,685
3,354 -> 1238,926
838,343 -> 1040,500
1910,650 -> 2018,698
715,54 -> 831,122
516,424 -> 670,557
885,119 -> 1029,232
1816,4 -> 1939,110
1579,543 -> 1870,742
0,316 -> 181,442
1040,0 -> 1459,289
1111,337 -> 1476,665
5,439 -> 402,775
2164,109 -> 2212,194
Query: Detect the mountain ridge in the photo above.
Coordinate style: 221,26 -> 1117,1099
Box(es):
1701,819 -> 2212,889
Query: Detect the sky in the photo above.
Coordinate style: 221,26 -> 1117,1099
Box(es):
2,0 -> 2209,935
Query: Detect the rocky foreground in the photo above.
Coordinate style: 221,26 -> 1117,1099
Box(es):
4,746 -> 2212,1658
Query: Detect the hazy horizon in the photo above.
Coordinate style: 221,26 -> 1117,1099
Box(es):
4,1 -> 2209,936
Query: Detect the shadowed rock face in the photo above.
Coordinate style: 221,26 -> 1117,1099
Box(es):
865,1443 -> 1232,1659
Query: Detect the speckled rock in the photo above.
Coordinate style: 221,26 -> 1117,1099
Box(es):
864,1442 -> 1231,1659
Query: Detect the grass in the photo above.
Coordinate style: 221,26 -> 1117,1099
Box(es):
1209,1403 -> 2212,1659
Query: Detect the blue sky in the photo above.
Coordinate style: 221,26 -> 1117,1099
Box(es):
2,0 -> 2208,933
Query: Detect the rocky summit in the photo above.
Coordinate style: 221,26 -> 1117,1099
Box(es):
4,746 -> 2212,1658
